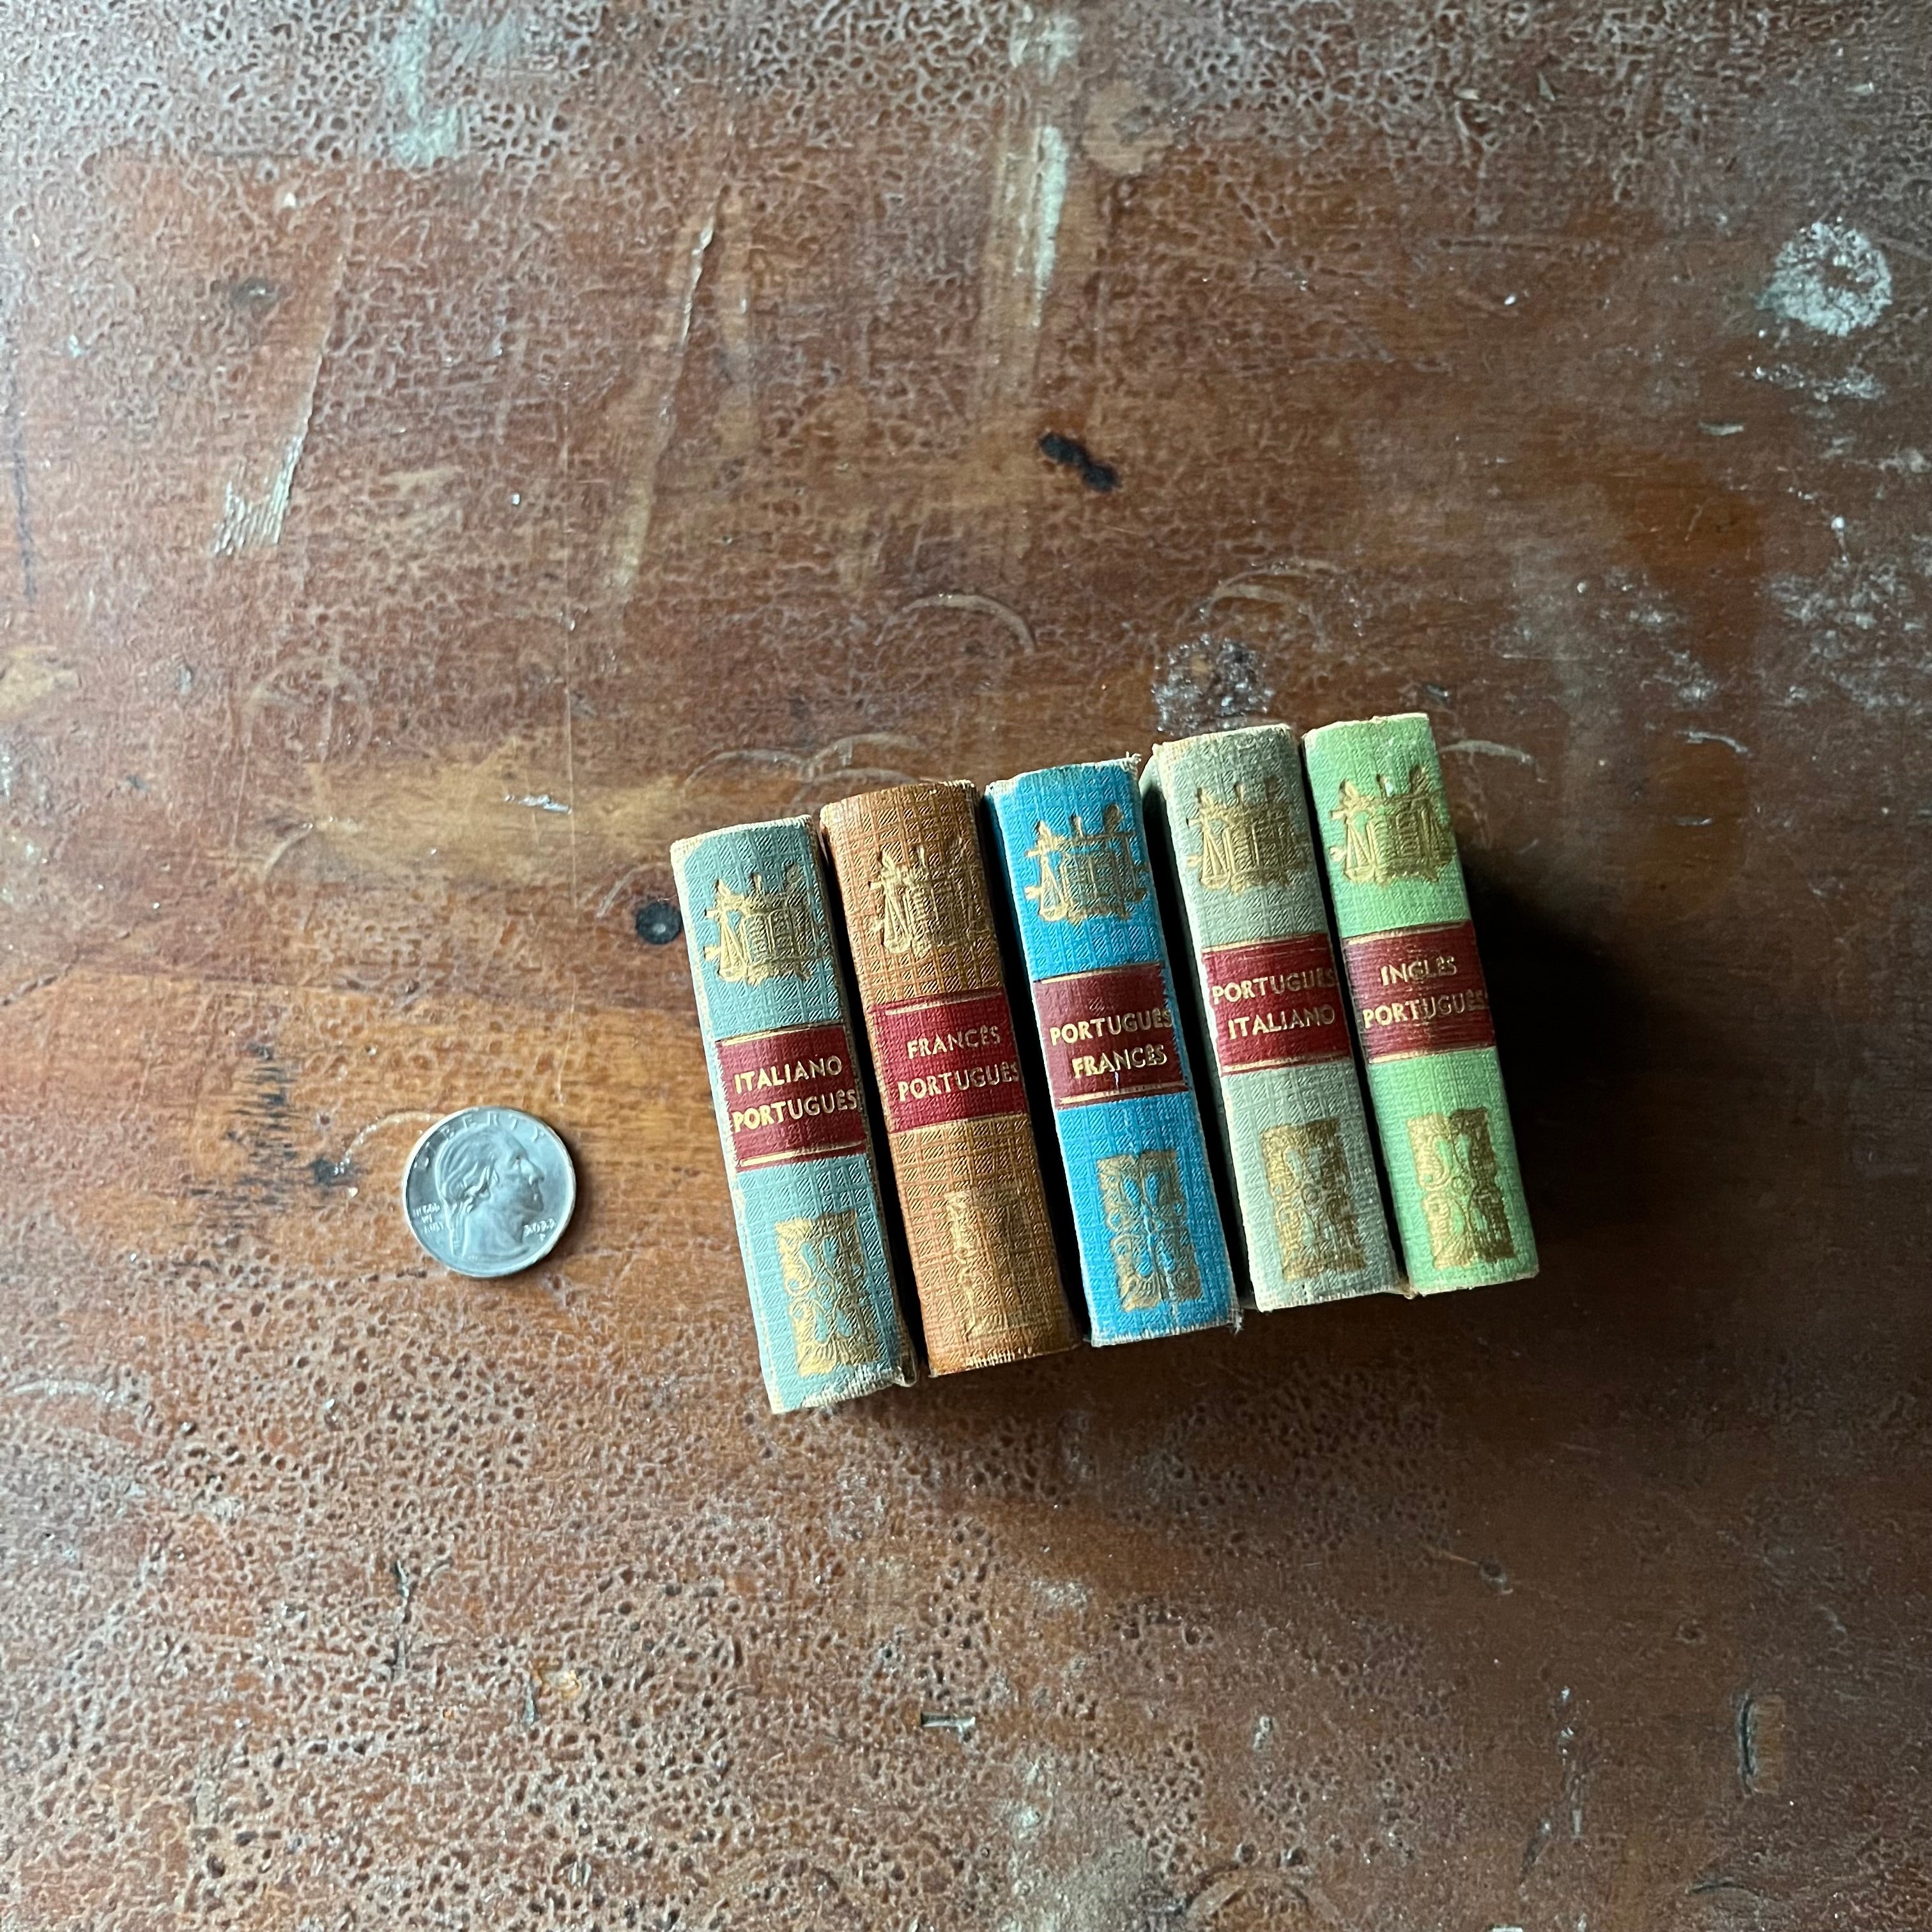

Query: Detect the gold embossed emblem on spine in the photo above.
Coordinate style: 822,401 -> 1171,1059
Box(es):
703,865 -> 830,986
1187,778 -> 1310,894
1330,768 -> 1457,886
889,1116 -> 1067,1368
1406,1108 -> 1516,1268
774,1209 -> 880,1375
1096,1149 -> 1202,1310
1025,806 -> 1148,923
942,1190 -> 1033,1341
873,838 -> 977,960
1259,1117 -> 1367,1282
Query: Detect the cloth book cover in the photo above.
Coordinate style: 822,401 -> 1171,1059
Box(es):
671,817 -> 918,1411
1142,725 -> 1401,1308
985,758 -> 1239,1345
820,783 -> 1078,1374
1300,714 -> 1538,1292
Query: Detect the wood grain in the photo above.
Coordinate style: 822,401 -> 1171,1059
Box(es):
1,3 -> 1927,1926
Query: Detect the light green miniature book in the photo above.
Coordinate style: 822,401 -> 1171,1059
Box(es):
1144,726 -> 1401,1309
1301,713 -> 1537,1292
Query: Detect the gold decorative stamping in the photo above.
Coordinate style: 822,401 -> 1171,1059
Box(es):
1187,778 -> 1310,894
942,1189 -> 1031,1340
873,838 -> 978,960
1406,1108 -> 1516,1268
774,1209 -> 880,1376
1024,804 -> 1148,923
703,864 -> 829,986
1096,1149 -> 1202,1310
1330,767 -> 1457,886
1259,1117 -> 1367,1282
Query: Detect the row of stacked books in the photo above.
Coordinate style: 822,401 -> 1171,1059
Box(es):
673,714 -> 1536,1413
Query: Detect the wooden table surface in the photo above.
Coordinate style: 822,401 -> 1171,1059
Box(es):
3,5 -> 1926,1927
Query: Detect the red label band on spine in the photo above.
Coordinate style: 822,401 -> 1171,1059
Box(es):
1342,920 -> 1497,1062
868,986 -> 1031,1134
1032,961 -> 1186,1110
715,1020 -> 871,1169
1199,932 -> 1351,1073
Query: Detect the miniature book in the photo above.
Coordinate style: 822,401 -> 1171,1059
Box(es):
986,760 -> 1239,1344
1301,715 -> 1538,1291
1144,724 -> 1400,1307
821,782 -> 1078,1373
673,818 -> 918,1409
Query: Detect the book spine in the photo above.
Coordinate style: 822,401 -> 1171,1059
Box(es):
671,817 -> 917,1410
985,759 -> 1239,1345
820,782 -> 1078,1373
1142,725 -> 1401,1309
1300,714 -> 1538,1292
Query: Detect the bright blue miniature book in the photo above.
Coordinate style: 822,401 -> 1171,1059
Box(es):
986,761 -> 1239,1345
673,817 -> 917,1412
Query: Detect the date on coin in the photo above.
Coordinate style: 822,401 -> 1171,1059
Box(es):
402,1107 -> 577,1278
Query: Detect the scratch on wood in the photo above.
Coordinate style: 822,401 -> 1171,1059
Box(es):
562,630 -> 580,905
971,29 -> 1082,434
609,160 -> 729,598
389,1554 -> 449,1679
210,219 -> 349,559
888,592 -> 1037,657
682,733 -> 933,812
0,961 -> 75,1009
1201,562 -> 1344,631
7,1377 -> 132,1407
1521,1815 -> 1551,1877
554,977 -> 578,1108
6,355 -> 33,604
1443,739 -> 1538,769
260,822 -> 320,876
1736,1692 -> 1786,1794
313,1110 -> 440,1185
1185,1872 -> 1246,1920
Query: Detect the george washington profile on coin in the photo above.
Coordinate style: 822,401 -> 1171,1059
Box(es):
403,1108 -> 576,1278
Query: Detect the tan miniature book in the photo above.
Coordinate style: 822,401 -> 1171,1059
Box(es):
820,782 -> 1078,1374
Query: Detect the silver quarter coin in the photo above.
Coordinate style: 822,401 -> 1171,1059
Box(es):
402,1107 -> 577,1278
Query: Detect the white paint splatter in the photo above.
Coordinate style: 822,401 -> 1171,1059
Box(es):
1009,7 -> 1079,79
1028,1576 -> 1089,1611
1770,558 -> 1930,714
1759,221 -> 1892,337
505,792 -> 571,814
385,0 -> 468,167
1683,729 -> 1751,756
1752,362 -> 1885,402
210,430 -> 307,556
381,0 -> 523,169
1653,647 -> 1719,708
1151,636 -> 1273,736
1015,125 -> 1070,325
